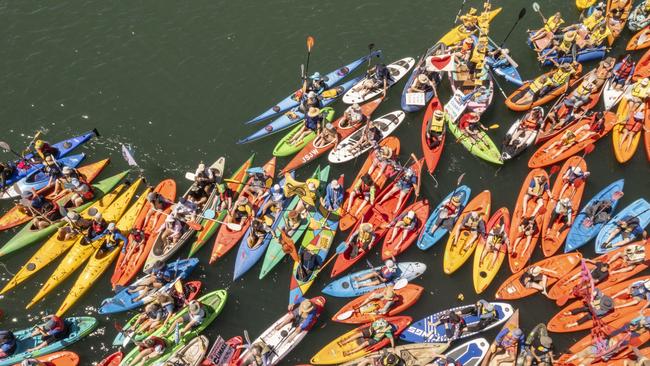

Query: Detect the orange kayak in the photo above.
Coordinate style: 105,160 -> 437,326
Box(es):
528,112 -> 616,168
338,137 -> 401,232
634,48 -> 650,81
605,0 -> 632,45
541,156 -> 588,257
508,168 -> 550,273
420,97 -> 446,174
472,207 -> 510,294
548,275 -> 650,333
96,351 -> 123,366
331,284 -> 424,324
381,199 -> 429,260
627,25 -> 650,50
505,64 -> 582,112
547,240 -> 650,300
14,351 -> 80,366
495,252 -> 581,300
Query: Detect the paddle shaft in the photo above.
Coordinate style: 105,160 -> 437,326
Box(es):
500,8 -> 526,47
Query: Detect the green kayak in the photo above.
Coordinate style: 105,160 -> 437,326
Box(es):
0,170 -> 129,258
121,289 -> 228,366
272,107 -> 335,157
447,115 -> 503,165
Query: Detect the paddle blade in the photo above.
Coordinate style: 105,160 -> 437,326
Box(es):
174,280 -> 184,297
0,142 -> 10,152
457,173 -> 466,186
244,330 -> 252,346
280,230 -> 300,263
489,124 -> 500,129
336,310 -> 355,321
393,278 -> 408,290
188,221 -> 203,231
203,209 -> 216,220
226,222 -> 242,231
306,36 -> 315,51
612,191 -> 624,200
518,7 -> 526,18
184,172 -> 195,181
121,144 -> 138,167
549,165 -> 561,176
368,43 -> 375,51
583,144 -> 596,155
532,2 -> 541,12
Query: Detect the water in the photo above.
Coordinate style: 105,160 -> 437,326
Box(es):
0,0 -> 648,363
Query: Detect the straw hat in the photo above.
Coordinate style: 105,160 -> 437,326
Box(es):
299,299 -> 314,314
418,74 -> 430,84
308,107 -> 320,118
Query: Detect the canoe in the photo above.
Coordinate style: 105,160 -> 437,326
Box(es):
528,112 -> 616,168
14,351 -> 80,366
577,0 -> 597,10
0,316 -> 96,366
328,110 -> 406,164
210,157 -> 275,264
189,154 -> 254,258
444,338 -> 490,366
501,110 -> 543,161
400,302 -> 513,343
339,342 -> 448,366
565,179 -> 625,252
485,46 -> 523,86
201,335 -> 243,366
111,179 -> 177,289
244,51 -> 381,125
97,351 -> 123,366
627,25 -> 650,50
494,252 -> 582,300
472,207 -> 510,294
613,96 -> 644,163
272,107 -> 335,157
417,185 -> 471,250
547,240 -> 649,301
332,284 -> 423,324
448,114 -> 502,165
420,98 -> 446,174
337,137 -> 401,232
0,158 -> 109,232
508,168 -> 549,273
595,198 -> 650,253
629,2 -> 650,30
342,57 -> 415,104
239,297 -> 326,366
0,170 -> 128,258
480,309 -> 519,366
162,335 -> 209,366
322,262 -> 426,298
505,64 -> 583,112
144,157 -> 225,271
98,258 -> 199,314
606,0 -> 632,45
548,275 -> 650,333
381,200 -> 429,259
443,190 -> 491,274
310,316 -> 411,365
401,43 -> 446,112
26,179 -> 143,309
602,57 -> 634,110
437,8 -> 502,45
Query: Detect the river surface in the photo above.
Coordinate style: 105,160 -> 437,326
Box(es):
0,0 -> 649,363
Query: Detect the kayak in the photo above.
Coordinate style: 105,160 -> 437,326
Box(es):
420,97 -> 447,174
630,1 -> 650,30
541,156 -> 588,257
272,107 -> 335,157
281,98 -> 383,174
111,178 -> 177,289
163,336 -> 208,366
448,114 -> 502,165
332,284 -> 423,324
0,316 -> 96,366
547,240 -> 649,301
240,297 -> 326,366
98,258 -> 199,314
189,154 -> 254,258
505,64 -> 583,112
339,342 -> 449,366
508,168 -> 550,273
443,190 -> 491,274
201,335 -> 243,366
381,200 -> 429,259
342,57 -> 415,104
97,351 -> 123,366
448,69 -> 495,117
210,157 -> 275,264
548,275 -> 650,333
244,51 -> 381,125
627,25 -> 650,50
577,0 -> 597,10
444,338 -> 490,366
565,179 -> 625,252
26,179 -> 142,309
0,170 -> 129,258
485,45 -> 523,87
400,302 -> 513,343
417,185 -> 471,250
501,110 -> 544,162
613,97 -> 644,163
472,207 -> 510,294
15,351 -> 80,366
322,262 -> 426,298
0,158 -> 109,232
437,8 -> 502,45
605,0 -> 632,45
480,309 -> 519,366
144,157 -> 225,271
494,252 -> 582,300
528,112 -> 616,168
537,45 -> 607,66
337,137 -> 401,232
400,43 -> 447,112
602,58 -> 635,110
310,316 -> 411,365
239,77 -> 361,144
633,48 -> 650,80
328,111 -> 406,164
595,198 -> 650,253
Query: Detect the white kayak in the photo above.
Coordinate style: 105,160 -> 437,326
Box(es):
162,335 -> 209,366
342,57 -> 415,104
500,113 -> 541,161
602,79 -> 631,111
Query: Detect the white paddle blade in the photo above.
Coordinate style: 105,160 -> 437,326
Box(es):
185,172 -> 196,181
532,2 -> 540,12
226,223 -> 242,231
336,310 -> 355,321
393,278 -> 408,290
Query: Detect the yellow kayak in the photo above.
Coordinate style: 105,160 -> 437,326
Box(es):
438,8 -> 502,46
56,186 -> 151,316
577,0 -> 597,10
613,96 -> 643,163
26,178 -> 142,309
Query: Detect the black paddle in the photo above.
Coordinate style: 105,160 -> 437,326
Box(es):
500,8 -> 526,47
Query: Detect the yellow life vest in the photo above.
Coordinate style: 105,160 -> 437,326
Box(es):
358,230 -> 372,244
575,82 -> 593,97
631,83 -> 650,98
561,132 -> 576,145
529,76 -> 548,93
544,15 -> 565,32
529,178 -> 545,196
429,115 -> 445,133
465,214 -> 480,229
591,27 -> 611,45
551,68 -> 572,85
583,13 -> 604,31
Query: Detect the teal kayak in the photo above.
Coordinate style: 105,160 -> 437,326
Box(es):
272,107 -> 335,157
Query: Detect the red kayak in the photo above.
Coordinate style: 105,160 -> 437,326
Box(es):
420,98 -> 446,174
331,284 -> 423,324
381,199 -> 429,260
97,351 -> 123,366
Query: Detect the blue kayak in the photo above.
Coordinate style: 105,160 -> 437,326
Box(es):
595,198 -> 650,254
417,185 -> 471,250
477,36 -> 522,86
400,43 -> 446,112
321,262 -> 426,298
238,76 -> 362,144
400,302 -> 513,343
565,179 -> 625,252
445,338 -> 490,366
98,258 -> 199,314
244,51 -> 382,125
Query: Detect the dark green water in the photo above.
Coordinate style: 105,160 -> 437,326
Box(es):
0,0 -> 649,363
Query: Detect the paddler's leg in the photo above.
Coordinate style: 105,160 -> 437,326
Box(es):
354,198 -> 369,217
394,191 -> 407,214
462,231 -> 478,253
530,196 -> 544,217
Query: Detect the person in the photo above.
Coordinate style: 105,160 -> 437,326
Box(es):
131,302 -> 168,336
519,266 -> 558,296
559,164 -> 589,201
347,223 -> 376,259
367,145 -> 395,181
529,12 -> 565,51
607,242 -> 647,274
129,336 -> 167,366
247,215 -> 273,249
27,315 -> 68,352
368,63 -> 393,97
608,0 -> 632,37
611,277 -> 650,309
566,258 -> 610,287
519,329 -> 554,366
0,162 -> 15,189
432,310 -> 468,341
603,215 -> 648,248
428,194 -> 463,235
408,73 -> 437,95
565,334 -> 628,366
563,289 -> 615,329
312,122 -> 339,148
215,183 -> 234,212
459,7 -> 479,33
377,167 -> 419,214
244,168 -> 272,202
581,197 -> 615,227
55,211 -> 91,241
541,30 -> 576,62
572,111 -> 608,143
350,120 -> 383,155
175,195 -> 200,220
625,347 -> 650,366
620,109 -> 645,152
338,103 -> 366,129
130,261 -> 174,301
143,190 -> 173,228
356,350 -> 406,366
386,210 -> 418,248
347,174 -> 376,217
478,219 -> 509,270
19,190 -> 60,230
517,74 -> 550,105
52,165 -> 82,195
273,298 -> 321,344
485,327 -> 524,366
298,91 -> 321,115
545,197 -> 574,239
451,38 -> 475,66
543,62 -> 579,95
84,211 -> 108,243
426,109 -> 447,149
193,162 -> 217,196
98,222 -> 127,256
356,286 -> 400,316
453,211 -> 486,254
543,129 -> 577,156
506,107 -> 543,152
228,196 -> 253,225
296,242 -> 322,282
354,258 -> 399,289
163,300 -> 206,338
612,55 -> 635,90
321,179 -> 343,212
281,210 -> 304,236
465,299 -> 498,332
159,214 -> 184,248
33,139 -> 59,161
0,330 -> 16,359
20,359 -> 49,366
511,217 -> 539,262
259,184 -> 285,217
288,107 -> 323,146
586,22 -> 612,47
338,318 -> 396,356
626,78 -> 650,114
566,80 -> 595,110
458,112 -> 489,146
305,72 -> 327,93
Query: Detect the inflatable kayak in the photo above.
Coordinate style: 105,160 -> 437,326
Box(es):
400,43 -> 447,112
322,262 -> 426,298
421,98 -> 447,174
505,64 -> 582,112
448,114 -> 502,165
627,25 -> 650,50
342,57 -> 415,104
472,207 -> 510,294
501,109 -> 544,162
339,342 -> 449,366
444,338 -> 490,366
595,198 -> 650,253
633,48 -> 650,80
162,335 -> 209,366
437,8 -> 502,45
537,46 -> 607,66
381,199 -> 429,259
332,284 -> 424,324
272,107 -> 335,157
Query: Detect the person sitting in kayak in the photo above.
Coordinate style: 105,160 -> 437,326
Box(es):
608,0 -> 632,36
355,350 -> 404,366
367,63 -> 393,98
305,72 -> 327,94
428,194 -> 463,235
171,196 -> 199,224
240,341 -> 273,366
347,223 -> 376,259
354,258 -> 399,289
586,23 -> 612,48
159,214 -> 184,248
426,109 -> 447,149
247,215 -> 273,249
321,179 -> 344,212
33,139 -> 59,162
485,327 -> 524,365
52,165 -> 82,195
607,243 -> 647,275
357,286 -> 400,316
228,196 -> 253,225
450,38 -> 475,67
478,219 -> 509,270
519,332 -> 554,366
313,122 -> 339,148
132,302 -> 168,335
298,91 -> 321,115
339,318 -> 395,356
368,145 -> 396,181
194,162 -> 217,196
626,78 -> 650,114
458,112 -> 488,147
566,259 -> 610,292
0,162 -> 15,189
407,73 -> 437,96
529,11 -> 565,51
347,174 -> 376,217
386,210 -> 418,248
520,265 -> 558,296
559,165 -> 589,200
432,310 -> 467,341
338,103 -> 366,129
545,197 -> 574,239
619,109 -> 645,152
281,210 -> 304,237
540,30 -> 576,62
130,336 -> 167,366
566,79 -> 596,111
565,332 -> 630,366
274,298 -> 321,344
377,167 -> 419,214
288,107 -> 323,146
459,7 -> 479,33
82,211 -> 108,243
186,184 -> 210,209
611,55 -> 635,90
129,262 -> 174,301
245,168 -> 272,203
27,315 -> 68,352
0,330 -> 16,359
612,277 -> 650,310
260,184 -> 285,217
163,299 -> 206,338
19,190 -> 60,230
65,176 -> 94,208
543,62 -> 579,96
511,217 -> 539,261
452,211 -> 486,255
215,183 -> 234,213
144,190 -> 173,226
350,120 -> 383,156
517,74 -> 550,105
581,197 -> 615,227
55,211 -> 91,241
507,107 -> 543,152
563,289 -> 615,329
603,215 -> 648,249
97,222 -> 127,256
296,243 -> 322,282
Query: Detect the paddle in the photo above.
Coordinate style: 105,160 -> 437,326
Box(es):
500,8 -> 526,47
582,191 -> 624,228
531,2 -> 546,23
487,68 -> 508,99
302,36 -> 316,93
0,141 -> 23,159
184,172 -> 195,181
453,0 -> 468,24
366,43 -> 376,67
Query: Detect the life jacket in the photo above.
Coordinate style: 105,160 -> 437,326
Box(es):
529,76 -> 548,93
529,177 -> 546,196
591,27 -> 611,45
358,230 -> 373,244
551,68 -> 572,85
443,202 -> 459,215
48,316 -> 66,334
561,132 -> 576,145
618,61 -> 634,78
558,36 -> 573,53
490,230 -> 505,245
521,115 -> 540,129
631,82 -> 650,98
141,336 -> 166,350
544,15 -> 564,32
401,216 -> 414,226
574,82 -> 593,97
357,180 -> 373,193
91,220 -> 106,234
429,115 -> 445,133
583,13 -> 604,31
464,214 -> 481,229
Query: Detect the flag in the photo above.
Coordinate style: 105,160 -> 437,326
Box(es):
121,144 -> 138,167
426,54 -> 455,72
